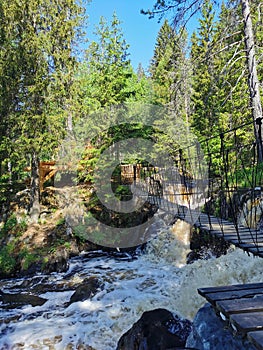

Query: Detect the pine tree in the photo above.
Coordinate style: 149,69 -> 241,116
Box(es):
213,2 -> 251,135
0,0 -> 86,221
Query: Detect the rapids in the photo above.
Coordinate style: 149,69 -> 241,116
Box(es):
0,216 -> 262,350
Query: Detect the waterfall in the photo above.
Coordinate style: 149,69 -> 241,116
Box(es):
0,216 -> 262,350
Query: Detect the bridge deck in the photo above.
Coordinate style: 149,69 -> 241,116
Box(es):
198,283 -> 263,350
186,212 -> 263,258
147,195 -> 263,258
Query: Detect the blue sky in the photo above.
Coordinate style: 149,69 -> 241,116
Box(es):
85,1 -> 205,71
85,0 -> 168,71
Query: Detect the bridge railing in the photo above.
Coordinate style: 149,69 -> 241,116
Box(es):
137,117 -> 263,253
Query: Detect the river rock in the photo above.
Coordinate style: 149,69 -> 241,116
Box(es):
0,290 -> 47,308
42,246 -> 69,274
67,276 -> 104,305
186,303 -> 257,350
116,308 -> 192,350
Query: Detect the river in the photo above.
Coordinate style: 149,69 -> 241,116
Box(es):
0,215 -> 262,350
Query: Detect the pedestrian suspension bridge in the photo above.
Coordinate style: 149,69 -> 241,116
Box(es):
132,118 -> 263,258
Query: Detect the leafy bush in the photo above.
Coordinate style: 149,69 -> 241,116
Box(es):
0,244 -> 17,275
21,252 -> 38,271
0,214 -> 28,237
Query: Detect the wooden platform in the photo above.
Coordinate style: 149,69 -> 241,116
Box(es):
25,160 -> 57,192
198,283 -> 263,350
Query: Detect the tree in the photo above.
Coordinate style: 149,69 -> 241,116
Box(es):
241,0 -> 263,160
190,0 -> 217,138
80,13 -> 135,112
150,19 -> 190,118
212,1 -> 251,136
143,0 -> 263,157
0,0 -> 86,221
76,14 -> 154,184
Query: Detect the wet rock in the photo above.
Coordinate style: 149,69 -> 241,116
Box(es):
42,247 -> 69,274
0,290 -> 47,308
116,308 -> 192,350
19,261 -> 42,277
187,229 -> 230,264
186,303 -> 257,350
0,314 -> 22,324
17,276 -> 48,289
67,276 -> 104,305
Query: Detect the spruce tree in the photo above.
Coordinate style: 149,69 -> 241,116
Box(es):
143,0 -> 263,157
213,2 -> 251,136
150,19 -> 190,118
81,13 -> 135,112
0,0 -> 86,221
190,0 -> 217,139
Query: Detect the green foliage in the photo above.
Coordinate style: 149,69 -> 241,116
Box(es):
190,0 -> 218,138
1,215 -> 17,234
19,249 -> 39,271
114,185 -> 133,201
150,20 -> 190,117
188,0 -> 258,176
56,217 -> 66,227
73,215 -> 92,243
78,122 -> 156,183
79,13 -> 138,113
64,242 -> 71,250
227,162 -> 263,189
0,244 -> 17,275
0,0 -> 87,212
0,214 -> 27,237
0,0 -> 262,230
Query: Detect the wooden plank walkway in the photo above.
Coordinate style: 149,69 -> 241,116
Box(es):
198,283 -> 263,350
191,212 -> 263,258
147,195 -> 263,258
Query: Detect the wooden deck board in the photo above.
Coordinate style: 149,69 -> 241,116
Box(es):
198,283 -> 263,350
248,331 -> 263,350
199,283 -> 263,295
199,288 -> 263,306
217,297 -> 263,315
230,312 -> 263,333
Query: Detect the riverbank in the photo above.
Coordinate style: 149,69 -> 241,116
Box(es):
0,243 -> 262,349
0,184 -> 157,279
0,195 -> 228,280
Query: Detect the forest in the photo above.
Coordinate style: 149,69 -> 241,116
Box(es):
0,0 -> 263,276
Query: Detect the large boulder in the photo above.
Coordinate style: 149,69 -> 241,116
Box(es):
0,290 -> 47,308
186,303 -> 257,350
67,276 -> 104,305
116,308 -> 192,350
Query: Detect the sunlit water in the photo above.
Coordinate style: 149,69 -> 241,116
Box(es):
0,216 -> 263,350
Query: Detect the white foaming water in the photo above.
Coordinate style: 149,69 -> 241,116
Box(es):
0,218 -> 262,349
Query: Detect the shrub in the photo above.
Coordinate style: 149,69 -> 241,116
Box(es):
0,244 -> 16,275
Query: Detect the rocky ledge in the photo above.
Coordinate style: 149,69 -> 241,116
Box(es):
117,308 -> 192,350
186,303 -> 257,350
116,304 -> 258,350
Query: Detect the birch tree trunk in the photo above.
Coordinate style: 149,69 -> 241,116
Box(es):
241,0 -> 263,161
